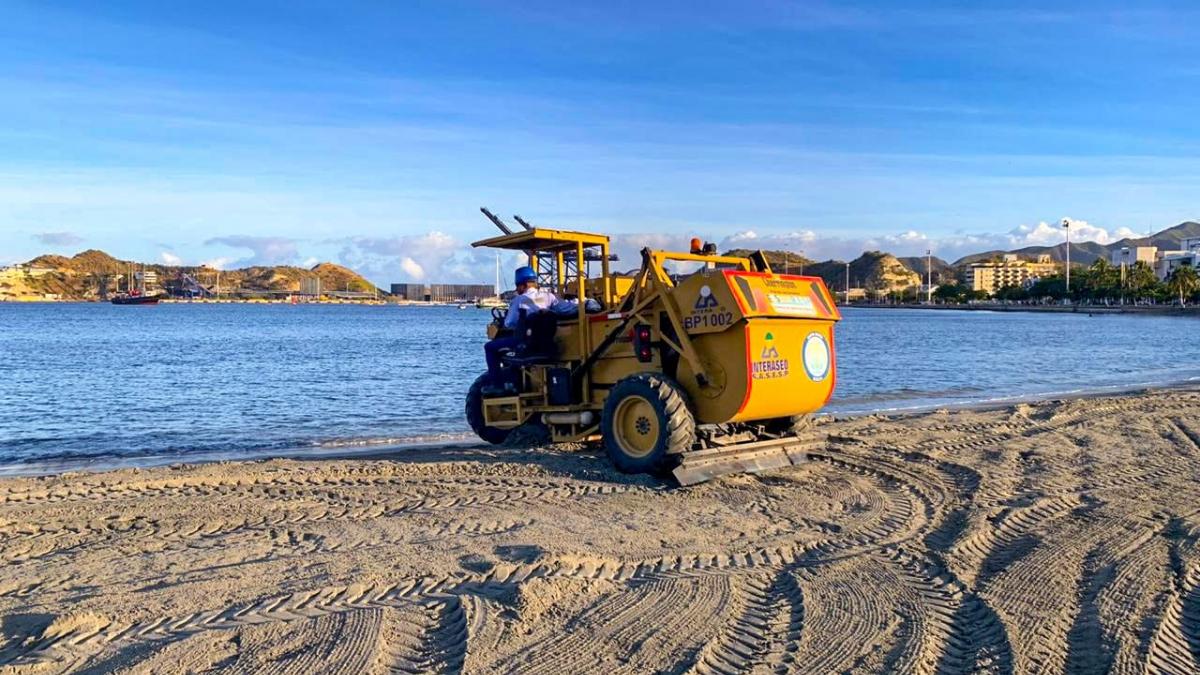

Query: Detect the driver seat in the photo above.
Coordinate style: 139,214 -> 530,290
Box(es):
501,311 -> 558,367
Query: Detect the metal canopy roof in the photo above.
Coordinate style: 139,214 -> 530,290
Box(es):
471,228 -> 610,252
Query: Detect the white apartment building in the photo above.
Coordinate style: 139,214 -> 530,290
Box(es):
966,254 -> 1059,294
1110,246 -> 1157,267
1156,250 -> 1198,280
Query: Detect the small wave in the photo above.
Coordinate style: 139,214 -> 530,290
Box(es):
0,431 -> 480,477
312,432 -> 475,449
832,385 -> 985,405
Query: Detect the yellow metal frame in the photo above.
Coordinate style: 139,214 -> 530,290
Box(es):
647,251 -> 753,279
609,254 -> 712,388
473,227 -> 617,410
471,227 -> 615,307
472,228 -> 610,251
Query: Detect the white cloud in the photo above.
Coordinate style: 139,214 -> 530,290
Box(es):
200,257 -> 235,270
302,257 -> 320,268
159,251 -> 182,266
400,257 -> 425,280
724,230 -> 818,248
205,236 -> 301,267
318,215 -> 1145,287
1006,218 -> 1139,247
336,231 -> 497,284
705,217 -> 1145,264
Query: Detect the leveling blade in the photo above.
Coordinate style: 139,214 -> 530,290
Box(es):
672,436 -> 825,486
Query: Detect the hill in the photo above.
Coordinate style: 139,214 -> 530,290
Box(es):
952,222 -> 1200,267
952,241 -> 1110,267
1107,220 -> 1200,251
2,250 -> 384,301
722,249 -> 813,273
897,255 -> 955,285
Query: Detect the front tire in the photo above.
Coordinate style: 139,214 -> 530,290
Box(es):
602,373 -> 696,475
466,373 -> 511,445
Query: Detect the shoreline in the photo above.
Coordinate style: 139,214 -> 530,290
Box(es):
850,302 -> 1200,316
5,381 -> 1197,479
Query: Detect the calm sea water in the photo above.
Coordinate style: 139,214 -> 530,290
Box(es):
1,304 -> 1198,473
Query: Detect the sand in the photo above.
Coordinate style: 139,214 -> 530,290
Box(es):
2,387 -> 1200,673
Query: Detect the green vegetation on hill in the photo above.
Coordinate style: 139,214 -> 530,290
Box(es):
725,248 -> 922,296
9,250 -> 384,301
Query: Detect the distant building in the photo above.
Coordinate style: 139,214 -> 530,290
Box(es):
1156,250 -> 1198,280
299,277 -> 322,296
135,270 -> 157,287
965,254 -> 1059,295
1182,237 -> 1200,252
1110,246 -> 1157,267
390,283 -> 496,302
390,283 -> 424,301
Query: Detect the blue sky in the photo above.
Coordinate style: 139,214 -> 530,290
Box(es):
2,1 -> 1198,282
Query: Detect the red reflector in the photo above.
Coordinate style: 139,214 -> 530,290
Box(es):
633,324 -> 653,362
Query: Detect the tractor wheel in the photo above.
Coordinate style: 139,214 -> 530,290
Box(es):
767,413 -> 815,437
602,373 -> 696,475
466,373 -> 511,445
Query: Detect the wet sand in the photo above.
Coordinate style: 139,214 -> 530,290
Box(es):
2,387 -> 1200,673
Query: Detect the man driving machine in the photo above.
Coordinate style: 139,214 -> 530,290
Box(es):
482,266 -> 561,392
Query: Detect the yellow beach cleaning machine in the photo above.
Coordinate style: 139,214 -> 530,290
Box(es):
465,211 -> 840,485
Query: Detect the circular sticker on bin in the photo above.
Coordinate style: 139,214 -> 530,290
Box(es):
802,332 -> 831,382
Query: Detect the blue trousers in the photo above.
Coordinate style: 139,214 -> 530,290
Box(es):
484,336 -> 522,378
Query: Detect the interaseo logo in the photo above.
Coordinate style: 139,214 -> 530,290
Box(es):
752,332 -> 788,380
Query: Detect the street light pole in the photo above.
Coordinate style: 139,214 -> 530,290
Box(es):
798,250 -> 805,276
926,249 -> 932,303
1062,218 -> 1071,295
844,262 -> 851,304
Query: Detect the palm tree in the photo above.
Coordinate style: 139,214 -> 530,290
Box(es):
1085,258 -> 1118,303
1127,261 -> 1159,302
1167,265 -> 1199,307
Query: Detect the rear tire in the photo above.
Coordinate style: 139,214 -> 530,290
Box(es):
602,373 -> 695,475
765,413 -> 815,438
466,373 -> 511,445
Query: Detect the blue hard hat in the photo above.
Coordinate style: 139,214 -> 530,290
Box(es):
514,266 -> 537,285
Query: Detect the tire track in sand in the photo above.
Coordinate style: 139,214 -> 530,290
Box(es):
372,597 -> 467,675
0,482 -> 616,565
685,570 -> 805,675
1145,555 -> 1200,674
876,546 -> 1012,675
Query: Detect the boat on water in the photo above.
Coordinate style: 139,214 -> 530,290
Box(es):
475,297 -> 505,309
111,292 -> 160,305
111,264 -> 162,305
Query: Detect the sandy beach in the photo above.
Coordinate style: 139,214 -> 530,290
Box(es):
2,387 -> 1199,673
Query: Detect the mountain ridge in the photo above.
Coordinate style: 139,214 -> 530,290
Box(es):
4,250 -> 384,301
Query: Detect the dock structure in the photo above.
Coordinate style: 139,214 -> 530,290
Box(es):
389,283 -> 496,303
